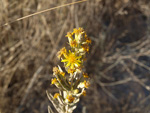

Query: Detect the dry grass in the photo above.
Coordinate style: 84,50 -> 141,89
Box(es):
0,0 -> 150,113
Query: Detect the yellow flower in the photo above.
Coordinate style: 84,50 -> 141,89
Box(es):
54,93 -> 60,99
73,28 -> 85,44
68,68 -> 75,74
83,72 -> 89,78
66,95 -> 75,103
73,28 -> 79,35
73,28 -> 84,35
66,32 -> 74,44
86,37 -> 92,44
70,40 -> 78,48
74,89 -> 79,94
82,44 -> 89,52
51,78 -> 57,85
61,51 -> 81,69
57,47 -> 67,59
82,90 -> 86,96
84,80 -> 90,88
66,32 -> 73,38
60,72 -> 65,76
53,67 -> 60,74
84,33 -> 88,38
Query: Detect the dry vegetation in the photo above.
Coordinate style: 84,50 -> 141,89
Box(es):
1,0 -> 150,113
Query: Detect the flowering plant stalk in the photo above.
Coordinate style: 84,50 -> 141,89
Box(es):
47,28 -> 91,113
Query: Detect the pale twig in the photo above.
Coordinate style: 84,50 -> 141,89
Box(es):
103,59 -> 121,73
121,60 -> 150,91
48,106 -> 54,113
98,72 -> 114,80
82,106 -> 86,113
101,85 -> 118,101
15,15 -> 69,113
0,0 -> 87,27
99,77 -> 132,86
1,51 -> 27,97
95,76 -> 118,101
132,38 -> 150,51
139,94 -> 150,105
130,58 -> 150,71
15,66 -> 44,113
0,40 -> 23,57
46,91 -> 61,113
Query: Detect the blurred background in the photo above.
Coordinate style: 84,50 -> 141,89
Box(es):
1,0 -> 150,113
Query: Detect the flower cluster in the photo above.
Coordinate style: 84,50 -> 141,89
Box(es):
47,28 -> 91,113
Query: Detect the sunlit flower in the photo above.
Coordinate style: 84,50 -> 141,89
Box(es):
84,33 -> 88,38
83,80 -> 90,88
48,28 -> 91,113
66,32 -> 74,44
73,28 -> 85,44
73,28 -> 79,35
51,78 -> 57,85
78,80 -> 90,88
68,68 -> 75,74
57,47 -> 67,59
82,90 -> 86,96
54,93 -> 60,99
66,95 -> 75,103
60,72 -> 65,76
73,28 -> 84,35
83,72 -> 89,78
82,44 -> 89,52
66,32 -> 73,38
74,89 -> 79,94
61,50 -> 81,69
70,40 -> 78,48
53,67 -> 60,74
86,37 -> 92,44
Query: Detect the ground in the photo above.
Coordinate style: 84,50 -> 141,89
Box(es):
0,0 -> 150,113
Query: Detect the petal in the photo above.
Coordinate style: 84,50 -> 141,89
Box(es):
71,64 -> 74,69
66,62 -> 70,67
76,62 -> 80,66
77,60 -> 81,63
61,59 -> 68,62
77,56 -> 82,59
